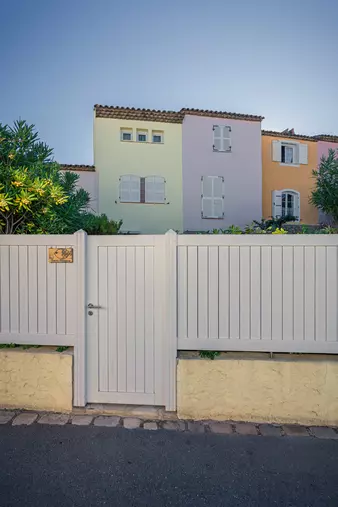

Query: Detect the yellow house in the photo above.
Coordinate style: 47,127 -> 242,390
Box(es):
262,130 -> 318,224
94,105 -> 183,233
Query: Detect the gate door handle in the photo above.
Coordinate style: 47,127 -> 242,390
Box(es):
87,303 -> 102,309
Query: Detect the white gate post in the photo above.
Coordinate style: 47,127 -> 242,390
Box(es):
74,229 -> 87,407
165,229 -> 178,411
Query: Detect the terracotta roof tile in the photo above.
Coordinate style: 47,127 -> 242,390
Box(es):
94,105 -> 184,123
94,105 -> 264,123
180,108 -> 264,122
262,130 -> 317,142
60,164 -> 95,172
313,134 -> 338,143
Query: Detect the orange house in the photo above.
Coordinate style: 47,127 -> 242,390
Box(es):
262,130 -> 318,224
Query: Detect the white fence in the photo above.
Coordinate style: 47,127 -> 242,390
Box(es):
0,231 -> 338,409
177,235 -> 338,353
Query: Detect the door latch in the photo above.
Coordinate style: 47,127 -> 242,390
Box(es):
87,303 -> 102,309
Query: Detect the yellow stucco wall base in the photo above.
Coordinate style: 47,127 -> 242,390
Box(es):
0,347 -> 73,412
177,354 -> 338,426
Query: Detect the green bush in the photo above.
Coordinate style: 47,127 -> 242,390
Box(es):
83,214 -> 122,235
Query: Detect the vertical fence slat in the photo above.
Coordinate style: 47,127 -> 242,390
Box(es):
261,246 -> 272,340
98,247 -> 108,392
126,247 -> 136,393
208,246 -> 219,339
108,247 -> 118,391
240,246 -> 250,340
198,246 -> 208,339
282,246 -> 294,340
28,246 -> 38,334
9,246 -> 19,333
56,263 -> 66,335
304,246 -> 315,342
250,246 -> 261,340
229,246 -> 240,339
144,247 -> 154,394
293,246 -> 304,341
135,247 -> 145,393
271,246 -> 282,341
65,262 -> 76,336
0,246 -> 10,333
19,246 -> 29,334
177,247 -> 187,338
218,246 -> 229,339
316,246 -> 327,341
326,246 -> 338,342
37,246 -> 47,334
187,246 -> 198,339
116,247 -> 127,392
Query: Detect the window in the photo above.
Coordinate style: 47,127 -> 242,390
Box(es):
137,130 -> 148,142
152,131 -> 164,143
119,175 -> 141,202
272,140 -> 308,165
272,190 -> 300,220
213,125 -> 231,152
145,176 -> 165,203
121,129 -> 133,142
119,175 -> 166,203
201,176 -> 224,219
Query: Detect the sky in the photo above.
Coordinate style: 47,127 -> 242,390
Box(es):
1,0 -> 338,164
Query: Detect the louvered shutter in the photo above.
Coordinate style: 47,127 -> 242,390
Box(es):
145,176 -> 165,203
299,143 -> 308,164
119,175 -> 141,202
272,141 -> 282,162
213,126 -> 222,151
272,190 -> 282,217
201,176 -> 224,218
222,126 -> 231,152
294,192 -> 300,220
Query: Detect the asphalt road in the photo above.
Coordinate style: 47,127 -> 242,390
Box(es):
0,425 -> 337,507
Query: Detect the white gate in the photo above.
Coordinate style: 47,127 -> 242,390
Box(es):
86,234 -> 176,408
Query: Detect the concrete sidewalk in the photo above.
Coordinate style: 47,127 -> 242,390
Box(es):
0,423 -> 338,507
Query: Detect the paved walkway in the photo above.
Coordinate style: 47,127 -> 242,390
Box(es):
0,421 -> 337,506
1,409 -> 338,439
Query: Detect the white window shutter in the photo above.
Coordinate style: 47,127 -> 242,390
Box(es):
213,126 -> 222,151
222,126 -> 231,152
145,176 -> 165,203
272,140 -> 282,162
272,190 -> 282,217
201,176 -> 223,218
119,175 -> 140,202
295,192 -> 300,220
299,143 -> 308,164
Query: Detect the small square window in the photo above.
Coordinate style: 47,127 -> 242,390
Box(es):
137,130 -> 148,142
152,131 -> 164,143
121,129 -> 133,141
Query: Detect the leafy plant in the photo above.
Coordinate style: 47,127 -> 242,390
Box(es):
311,149 -> 338,224
271,227 -> 288,234
0,343 -> 18,348
0,120 -> 92,234
253,215 -> 296,232
56,346 -> 69,353
84,214 -> 122,235
199,351 -> 221,360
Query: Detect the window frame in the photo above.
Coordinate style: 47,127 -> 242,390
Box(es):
281,142 -> 299,165
152,131 -> 164,144
120,129 -> 133,142
136,130 -> 148,143
272,188 -> 300,220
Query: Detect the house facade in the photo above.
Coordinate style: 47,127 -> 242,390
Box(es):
60,165 -> 98,212
94,105 -> 183,234
262,130 -> 318,224
182,109 -> 263,231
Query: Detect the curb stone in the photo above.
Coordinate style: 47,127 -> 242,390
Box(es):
1,410 -> 338,440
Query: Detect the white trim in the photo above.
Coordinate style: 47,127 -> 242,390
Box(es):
136,130 -> 148,142
279,189 -> 300,220
152,131 -> 164,144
